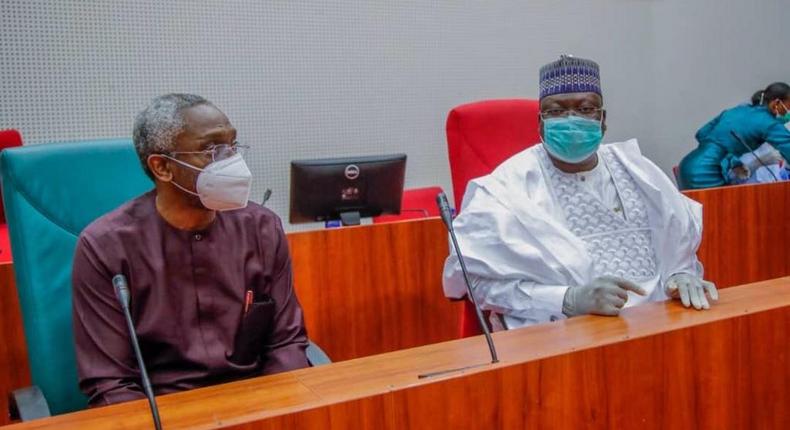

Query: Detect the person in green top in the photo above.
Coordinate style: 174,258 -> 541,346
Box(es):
679,82 -> 790,189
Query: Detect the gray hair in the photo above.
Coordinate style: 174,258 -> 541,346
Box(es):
132,93 -> 211,179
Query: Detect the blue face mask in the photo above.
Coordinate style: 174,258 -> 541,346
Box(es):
541,115 -> 603,163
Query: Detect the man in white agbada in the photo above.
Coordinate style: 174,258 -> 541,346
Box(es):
443,55 -> 719,330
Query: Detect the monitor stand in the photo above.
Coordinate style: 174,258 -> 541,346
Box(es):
339,211 -> 361,226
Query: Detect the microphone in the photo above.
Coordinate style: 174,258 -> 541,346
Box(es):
261,188 -> 272,206
435,192 -> 499,364
731,130 -> 779,182
112,274 -> 163,430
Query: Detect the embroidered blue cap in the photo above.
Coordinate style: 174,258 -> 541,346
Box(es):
539,55 -> 601,99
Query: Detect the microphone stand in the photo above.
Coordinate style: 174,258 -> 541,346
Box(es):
113,275 -> 163,430
419,192 -> 499,379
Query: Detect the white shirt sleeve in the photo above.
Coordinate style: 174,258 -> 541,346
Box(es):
469,275 -> 568,327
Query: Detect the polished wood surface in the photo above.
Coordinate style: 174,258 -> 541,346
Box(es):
0,263 -> 30,424
287,218 -> 459,362
4,279 -> 788,429
684,181 -> 790,289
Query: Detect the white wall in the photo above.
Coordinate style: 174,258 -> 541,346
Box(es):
1,1 -> 788,230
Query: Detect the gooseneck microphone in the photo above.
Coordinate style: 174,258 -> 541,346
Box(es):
261,188 -> 272,206
435,192 -> 499,364
112,274 -> 163,430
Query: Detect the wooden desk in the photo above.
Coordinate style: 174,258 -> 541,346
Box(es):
288,217 -> 459,361
0,265 -> 29,426
1,181 -> 789,425
685,181 -> 790,289
3,278 -> 788,429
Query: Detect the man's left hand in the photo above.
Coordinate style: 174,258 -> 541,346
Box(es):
665,273 -> 718,310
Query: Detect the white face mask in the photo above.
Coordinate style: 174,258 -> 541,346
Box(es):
165,153 -> 252,211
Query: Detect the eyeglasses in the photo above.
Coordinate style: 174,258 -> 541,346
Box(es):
540,107 -> 603,120
168,142 -> 250,162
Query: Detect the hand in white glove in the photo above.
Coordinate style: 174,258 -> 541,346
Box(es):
665,273 -> 718,310
563,276 -> 647,317
740,143 -> 784,172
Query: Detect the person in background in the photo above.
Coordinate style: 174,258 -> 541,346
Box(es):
679,82 -> 790,189
72,94 -> 309,406
443,55 -> 717,331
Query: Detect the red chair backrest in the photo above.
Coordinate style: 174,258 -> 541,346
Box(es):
445,100 -> 540,337
0,129 -> 23,224
372,186 -> 443,224
445,99 -> 541,209
0,129 -> 22,152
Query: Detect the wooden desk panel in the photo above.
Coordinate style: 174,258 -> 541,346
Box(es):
5,279 -> 788,429
0,263 -> 30,425
384,307 -> 787,430
287,217 -> 460,361
684,181 -> 790,288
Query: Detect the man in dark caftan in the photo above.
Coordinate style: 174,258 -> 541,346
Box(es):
72,94 -> 309,407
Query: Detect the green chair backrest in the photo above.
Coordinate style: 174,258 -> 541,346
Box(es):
0,139 -> 152,414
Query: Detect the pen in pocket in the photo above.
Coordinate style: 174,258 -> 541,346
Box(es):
243,289 -> 253,315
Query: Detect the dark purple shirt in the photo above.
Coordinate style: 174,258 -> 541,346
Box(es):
72,191 -> 309,406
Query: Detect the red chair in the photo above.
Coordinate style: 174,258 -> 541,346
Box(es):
0,224 -> 10,263
0,129 -> 23,262
672,165 -> 682,189
373,186 -> 443,224
445,99 -> 541,337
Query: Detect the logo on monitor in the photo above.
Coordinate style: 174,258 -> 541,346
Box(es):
344,164 -> 360,180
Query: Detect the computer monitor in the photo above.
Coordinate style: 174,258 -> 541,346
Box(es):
289,154 -> 407,226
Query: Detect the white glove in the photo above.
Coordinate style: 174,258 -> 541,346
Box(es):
740,143 -> 784,172
563,276 -> 647,317
665,273 -> 718,310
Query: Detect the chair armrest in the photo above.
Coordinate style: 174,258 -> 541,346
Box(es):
306,340 -> 331,366
8,386 -> 51,421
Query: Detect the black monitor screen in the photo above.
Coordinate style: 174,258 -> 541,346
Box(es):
289,154 -> 407,225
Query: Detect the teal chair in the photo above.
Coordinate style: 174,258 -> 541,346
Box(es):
0,138 -> 330,420
0,139 -> 153,416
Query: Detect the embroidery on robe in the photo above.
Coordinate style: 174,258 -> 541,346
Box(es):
538,146 -> 658,281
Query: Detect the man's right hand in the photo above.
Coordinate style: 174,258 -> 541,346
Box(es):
562,276 -> 647,317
